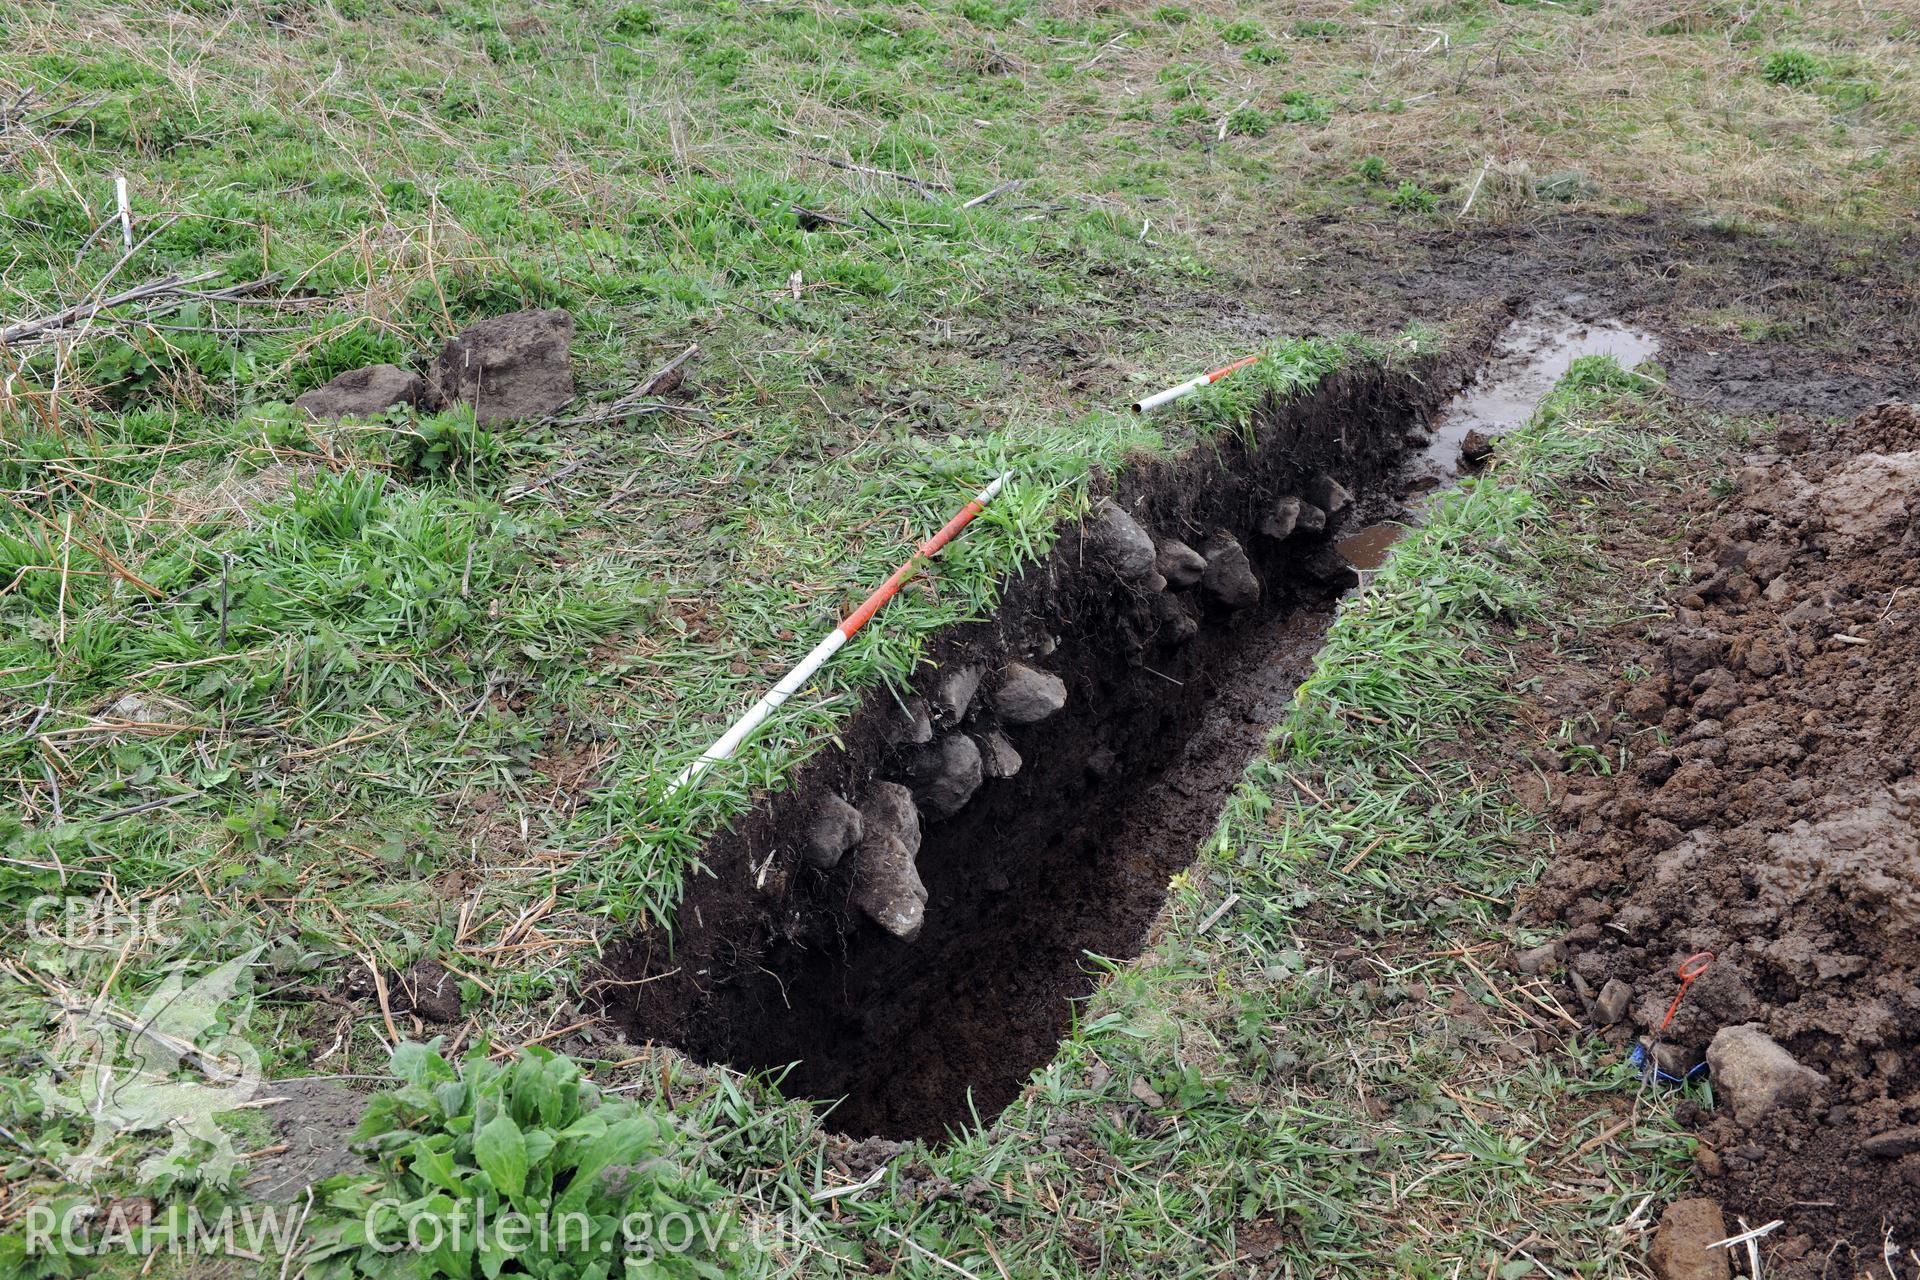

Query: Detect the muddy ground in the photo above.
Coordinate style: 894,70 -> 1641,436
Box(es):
1519,402 -> 1920,1273
1006,210 -> 1920,425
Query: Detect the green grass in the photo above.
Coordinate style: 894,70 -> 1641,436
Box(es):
0,0 -> 1910,1265
1,357 -> 1722,1275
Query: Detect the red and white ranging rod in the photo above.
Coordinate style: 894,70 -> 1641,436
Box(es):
1130,352 -> 1260,414
667,471 -> 1011,797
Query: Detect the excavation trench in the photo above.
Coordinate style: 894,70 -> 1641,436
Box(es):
609,326 -> 1525,1142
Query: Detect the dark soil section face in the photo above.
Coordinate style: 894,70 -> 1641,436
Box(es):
603,341 -> 1492,1141
1520,402 -> 1920,1272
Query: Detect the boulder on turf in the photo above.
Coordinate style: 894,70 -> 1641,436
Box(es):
294,364 -> 425,421
1647,1198 -> 1730,1280
428,308 -> 575,423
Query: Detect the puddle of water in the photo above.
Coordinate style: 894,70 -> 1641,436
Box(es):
1416,313 -> 1660,482
1336,522 -> 1401,570
1336,310 -> 1659,582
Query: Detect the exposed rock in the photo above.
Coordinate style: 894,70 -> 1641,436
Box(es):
975,729 -> 1022,779
1201,537 -> 1261,609
1142,570 -> 1168,592
850,782 -> 926,940
883,696 -> 934,746
1259,497 -> 1303,540
1514,940 -> 1567,975
994,663 -> 1067,725
1294,502 -> 1328,534
1595,978 -> 1633,1025
1707,1024 -> 1828,1123
110,693 -> 161,723
932,665 -> 984,725
428,308 -> 575,423
905,734 -> 983,820
1155,539 -> 1206,589
1459,429 -> 1496,467
1302,547 -> 1359,593
1647,1198 -> 1730,1280
1861,1127 -> 1920,1159
294,364 -> 425,422
1303,474 -> 1353,516
802,795 -> 863,869
1086,499 -> 1156,578
1150,592 -> 1199,646
401,959 -> 462,1023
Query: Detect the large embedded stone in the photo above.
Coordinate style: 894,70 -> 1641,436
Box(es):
1154,539 -> 1207,589
1201,537 -> 1261,609
802,794 -> 864,870
294,364 -> 425,421
1086,499 -> 1156,579
905,734 -> 983,820
850,782 -> 926,940
993,663 -> 1067,725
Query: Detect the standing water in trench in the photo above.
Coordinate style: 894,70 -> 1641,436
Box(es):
620,317 -> 1658,1141
1341,309 -> 1660,570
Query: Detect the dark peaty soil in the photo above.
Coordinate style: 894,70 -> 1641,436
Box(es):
1520,402 -> 1920,1274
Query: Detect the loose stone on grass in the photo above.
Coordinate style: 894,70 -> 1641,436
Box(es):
1514,940 -> 1567,974
428,308 -> 576,423
994,663 -> 1067,724
850,782 -> 926,941
1460,428 -> 1495,466
294,364 -> 425,421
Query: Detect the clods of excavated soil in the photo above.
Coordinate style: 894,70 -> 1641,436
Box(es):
1521,402 -> 1920,1273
